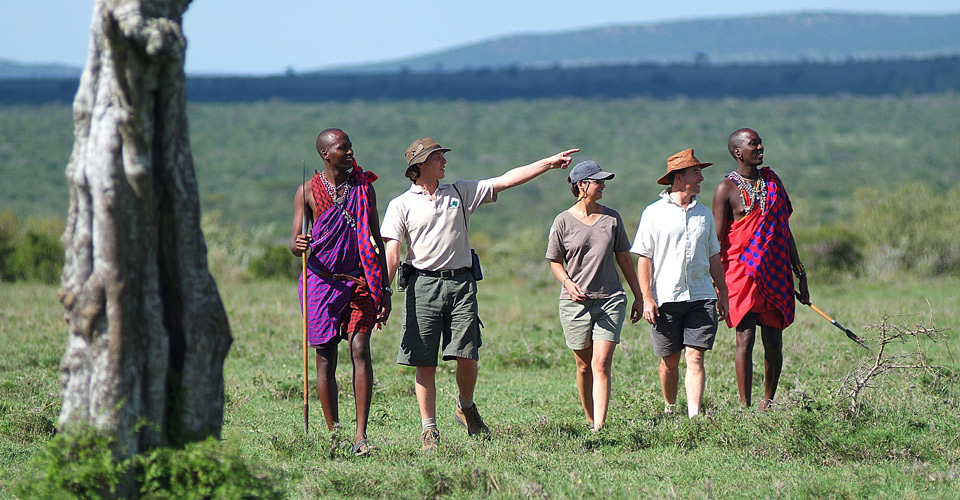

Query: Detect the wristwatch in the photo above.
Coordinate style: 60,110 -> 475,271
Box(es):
383,286 -> 394,295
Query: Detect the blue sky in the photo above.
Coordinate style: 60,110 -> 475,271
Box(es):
2,0 -> 958,75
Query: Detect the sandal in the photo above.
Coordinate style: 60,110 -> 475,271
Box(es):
352,439 -> 374,457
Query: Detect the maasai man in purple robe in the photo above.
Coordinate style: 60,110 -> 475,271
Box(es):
290,128 -> 392,456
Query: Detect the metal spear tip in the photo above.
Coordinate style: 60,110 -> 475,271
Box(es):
845,329 -> 869,350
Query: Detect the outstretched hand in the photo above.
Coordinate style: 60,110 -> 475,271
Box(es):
545,148 -> 580,170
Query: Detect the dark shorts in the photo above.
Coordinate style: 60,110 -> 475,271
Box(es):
397,272 -> 482,366
651,299 -> 718,357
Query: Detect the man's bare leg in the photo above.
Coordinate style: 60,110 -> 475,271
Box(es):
759,326 -> 783,411
735,313 -> 759,407
415,366 -> 437,420
659,350 -> 683,408
455,357 -> 479,402
315,345 -> 339,431
348,331 -> 372,445
684,346 -> 706,417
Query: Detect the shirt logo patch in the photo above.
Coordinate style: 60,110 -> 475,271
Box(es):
448,199 -> 460,209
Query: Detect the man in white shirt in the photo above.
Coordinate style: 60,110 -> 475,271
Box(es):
631,148 -> 728,418
382,137 -> 577,450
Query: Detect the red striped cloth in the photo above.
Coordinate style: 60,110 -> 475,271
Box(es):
721,167 -> 795,329
348,161 -> 383,308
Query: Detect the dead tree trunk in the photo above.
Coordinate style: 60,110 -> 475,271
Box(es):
58,0 -> 232,458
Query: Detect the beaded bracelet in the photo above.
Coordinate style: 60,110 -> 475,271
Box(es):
792,262 -> 806,279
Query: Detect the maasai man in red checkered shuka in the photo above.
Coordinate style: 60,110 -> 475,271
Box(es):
713,128 -> 810,412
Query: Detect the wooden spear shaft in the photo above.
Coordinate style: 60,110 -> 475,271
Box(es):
301,161 -> 309,433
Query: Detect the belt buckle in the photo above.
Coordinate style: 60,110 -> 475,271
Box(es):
439,269 -> 456,279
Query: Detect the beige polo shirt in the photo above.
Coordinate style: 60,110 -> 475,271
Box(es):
382,179 -> 497,271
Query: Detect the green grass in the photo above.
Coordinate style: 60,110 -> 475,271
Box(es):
2,272 -> 959,498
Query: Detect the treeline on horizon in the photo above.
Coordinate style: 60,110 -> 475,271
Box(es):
2,55 -> 960,104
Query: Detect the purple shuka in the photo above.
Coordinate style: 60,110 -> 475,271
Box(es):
298,164 -> 382,346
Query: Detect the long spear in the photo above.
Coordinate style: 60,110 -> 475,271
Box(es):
301,160 -> 309,433
797,292 -> 868,349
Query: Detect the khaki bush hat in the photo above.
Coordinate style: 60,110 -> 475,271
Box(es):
657,148 -> 713,185
405,137 -> 451,167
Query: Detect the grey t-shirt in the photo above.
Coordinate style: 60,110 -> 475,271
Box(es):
545,206 -> 631,300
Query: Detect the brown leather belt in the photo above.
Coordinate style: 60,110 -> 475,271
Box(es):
317,269 -> 365,285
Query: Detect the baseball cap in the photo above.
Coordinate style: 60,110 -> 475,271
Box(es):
568,160 -> 615,184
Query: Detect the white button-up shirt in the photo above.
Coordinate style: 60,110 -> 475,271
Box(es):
630,190 -> 720,306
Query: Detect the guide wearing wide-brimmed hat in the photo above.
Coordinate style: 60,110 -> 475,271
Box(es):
657,148 -> 712,185
382,137 -> 580,451
405,137 -> 451,167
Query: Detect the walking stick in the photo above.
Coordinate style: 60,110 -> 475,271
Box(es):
796,292 -> 868,349
301,160 -> 310,433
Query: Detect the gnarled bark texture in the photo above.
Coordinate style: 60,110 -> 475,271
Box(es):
58,0 -> 232,459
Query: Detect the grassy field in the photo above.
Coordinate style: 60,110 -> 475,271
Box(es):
1,270 -> 958,498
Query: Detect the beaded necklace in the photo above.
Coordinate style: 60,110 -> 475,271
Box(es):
728,170 -> 767,215
321,173 -> 357,228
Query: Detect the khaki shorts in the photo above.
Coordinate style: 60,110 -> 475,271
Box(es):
396,272 -> 482,366
558,294 -> 626,350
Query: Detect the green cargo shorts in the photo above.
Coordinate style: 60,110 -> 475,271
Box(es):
397,271 -> 482,366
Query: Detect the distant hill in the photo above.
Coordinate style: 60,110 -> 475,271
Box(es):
320,12 -> 960,73
0,60 -> 82,80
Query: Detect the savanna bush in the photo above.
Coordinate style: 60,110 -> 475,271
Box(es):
0,212 -> 64,284
202,211 -> 284,283
0,210 -> 18,279
249,243 -> 300,279
16,431 -> 282,499
854,184 -> 960,278
796,224 -> 865,282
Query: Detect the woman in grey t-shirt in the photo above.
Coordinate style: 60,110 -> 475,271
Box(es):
545,161 -> 643,431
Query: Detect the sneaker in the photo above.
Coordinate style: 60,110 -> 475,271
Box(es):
454,404 -> 491,439
420,427 -> 440,451
663,403 -> 677,415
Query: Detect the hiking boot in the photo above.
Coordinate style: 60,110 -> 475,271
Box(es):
420,427 -> 440,451
454,404 -> 491,439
